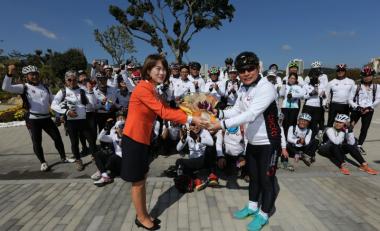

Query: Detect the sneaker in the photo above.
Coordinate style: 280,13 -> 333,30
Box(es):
287,164 -> 295,172
207,173 -> 219,187
91,171 -> 101,180
247,213 -> 268,231
62,158 -> 75,163
358,146 -> 366,155
75,159 -> 84,171
340,165 -> 350,175
233,205 -> 258,219
359,164 -> 379,175
301,154 -> 312,167
40,162 -> 49,172
310,156 -> 316,163
281,161 -> 288,169
194,178 -> 207,191
94,176 -> 114,187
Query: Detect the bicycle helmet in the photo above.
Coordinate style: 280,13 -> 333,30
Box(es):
170,62 -> 180,69
335,114 -> 349,123
234,51 -> 259,72
208,66 -> 220,75
22,65 -> 39,75
225,57 -> 233,65
336,64 -> 347,71
189,62 -> 201,70
360,66 -> 375,77
228,66 -> 238,73
311,61 -> 322,68
288,61 -> 299,69
266,70 -> 277,77
298,113 -> 312,121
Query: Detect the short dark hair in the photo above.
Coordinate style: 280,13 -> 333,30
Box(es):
141,54 -> 170,81
288,72 -> 298,84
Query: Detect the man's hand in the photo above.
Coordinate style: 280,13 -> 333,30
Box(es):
237,156 -> 246,168
7,64 -> 16,76
67,110 -> 78,118
281,148 -> 289,158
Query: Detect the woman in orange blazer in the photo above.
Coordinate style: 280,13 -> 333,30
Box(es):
121,54 -> 206,230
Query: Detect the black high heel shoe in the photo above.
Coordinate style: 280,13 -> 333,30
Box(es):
152,217 -> 161,225
135,218 -> 160,230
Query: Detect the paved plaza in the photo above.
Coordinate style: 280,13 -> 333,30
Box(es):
0,108 -> 380,230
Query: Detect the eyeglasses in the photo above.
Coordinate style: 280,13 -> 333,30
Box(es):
132,78 -> 141,81
66,78 -> 77,82
238,67 -> 256,74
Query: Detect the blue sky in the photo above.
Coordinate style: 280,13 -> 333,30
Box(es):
0,0 -> 379,69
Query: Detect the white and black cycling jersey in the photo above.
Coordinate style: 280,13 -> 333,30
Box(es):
51,87 -> 96,120
188,75 -> 205,93
219,76 -> 281,146
204,79 -> 225,101
326,77 -> 355,104
2,75 -> 53,119
349,84 -> 380,109
287,125 -> 312,147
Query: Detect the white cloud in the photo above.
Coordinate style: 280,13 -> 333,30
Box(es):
329,30 -> 356,37
281,44 -> 292,51
84,19 -> 94,27
24,22 -> 57,39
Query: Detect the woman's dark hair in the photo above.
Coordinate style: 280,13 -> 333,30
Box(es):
288,72 -> 298,85
141,54 -> 170,81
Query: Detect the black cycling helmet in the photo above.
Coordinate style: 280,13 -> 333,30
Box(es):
225,57 -> 233,65
234,51 -> 260,72
189,61 -> 201,70
269,64 -> 279,71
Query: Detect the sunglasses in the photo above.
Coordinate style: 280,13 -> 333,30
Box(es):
66,78 -> 77,82
132,77 -> 141,81
238,66 -> 256,74
336,69 -> 346,72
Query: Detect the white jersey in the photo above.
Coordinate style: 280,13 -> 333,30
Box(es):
303,84 -> 326,107
326,77 -> 355,104
204,80 -> 225,101
188,75 -> 205,93
349,84 -> 380,109
220,77 -> 278,145
2,75 -> 53,119
172,78 -> 195,99
223,79 -> 240,106
215,126 -> 245,157
325,127 -> 355,145
97,129 -> 122,157
279,84 -> 304,108
287,125 -> 312,147
176,129 -> 214,159
51,87 -> 96,120
283,75 -> 305,86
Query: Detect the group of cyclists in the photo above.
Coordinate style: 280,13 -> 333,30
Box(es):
2,52 -> 380,231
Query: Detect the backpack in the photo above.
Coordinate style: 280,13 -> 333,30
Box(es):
353,83 -> 377,103
60,87 -> 88,105
174,175 -> 194,193
21,84 -> 50,110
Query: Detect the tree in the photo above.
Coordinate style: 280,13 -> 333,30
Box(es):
50,48 -> 88,80
109,0 -> 235,63
94,25 -> 136,65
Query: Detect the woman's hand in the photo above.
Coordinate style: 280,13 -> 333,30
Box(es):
191,116 -> 208,128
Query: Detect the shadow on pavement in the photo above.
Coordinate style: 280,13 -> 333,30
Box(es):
149,186 -> 184,218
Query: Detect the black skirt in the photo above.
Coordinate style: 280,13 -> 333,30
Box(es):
121,135 -> 151,182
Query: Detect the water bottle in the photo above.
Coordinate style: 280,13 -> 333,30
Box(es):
105,100 -> 112,111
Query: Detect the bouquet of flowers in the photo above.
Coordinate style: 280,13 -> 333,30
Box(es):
179,93 -> 218,122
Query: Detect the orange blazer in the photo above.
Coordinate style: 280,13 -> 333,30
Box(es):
123,80 -> 187,145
